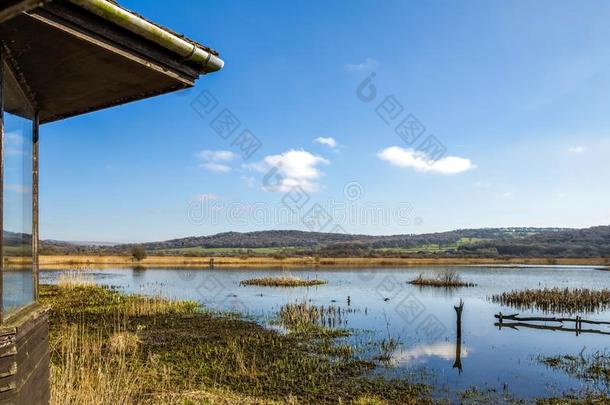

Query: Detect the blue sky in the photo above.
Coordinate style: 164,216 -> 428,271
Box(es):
40,0 -> 610,242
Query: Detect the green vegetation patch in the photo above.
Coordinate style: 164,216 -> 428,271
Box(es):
240,277 -> 327,287
408,270 -> 476,288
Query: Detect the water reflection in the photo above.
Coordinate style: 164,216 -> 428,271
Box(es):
390,342 -> 471,365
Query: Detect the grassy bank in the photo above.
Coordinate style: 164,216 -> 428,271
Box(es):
37,254 -> 610,269
41,282 -> 430,404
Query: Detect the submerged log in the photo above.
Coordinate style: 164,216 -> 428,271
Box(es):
494,313 -> 610,326
494,321 -> 610,336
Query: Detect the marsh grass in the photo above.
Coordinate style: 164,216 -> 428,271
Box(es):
240,276 -> 327,287
539,351 -> 610,385
278,300 -> 353,336
491,288 -> 610,313
408,270 -> 476,288
50,322 -> 143,405
119,295 -> 199,317
57,271 -> 96,289
41,284 -> 431,404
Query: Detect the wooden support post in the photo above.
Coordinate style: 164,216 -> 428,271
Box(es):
32,111 -> 39,301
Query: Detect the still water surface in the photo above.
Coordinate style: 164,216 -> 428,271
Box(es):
41,265 -> 610,400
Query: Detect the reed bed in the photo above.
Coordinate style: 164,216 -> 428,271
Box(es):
240,276 -> 327,287
491,288 -> 610,314
408,270 -> 476,288
56,271 -> 96,289
119,295 -> 199,317
50,323 -> 144,405
278,300 -> 355,333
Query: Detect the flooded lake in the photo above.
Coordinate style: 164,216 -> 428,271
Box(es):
41,265 -> 610,401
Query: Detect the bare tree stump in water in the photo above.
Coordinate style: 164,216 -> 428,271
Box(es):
453,299 -> 464,373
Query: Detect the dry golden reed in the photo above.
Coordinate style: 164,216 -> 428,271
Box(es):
492,287 -> 610,313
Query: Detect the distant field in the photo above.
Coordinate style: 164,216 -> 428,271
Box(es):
374,237 -> 486,253
152,238 -> 487,256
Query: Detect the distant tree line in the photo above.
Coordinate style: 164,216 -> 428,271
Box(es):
38,226 -> 610,259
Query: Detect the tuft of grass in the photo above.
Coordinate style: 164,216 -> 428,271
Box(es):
240,276 -> 327,287
277,300 -> 351,337
491,288 -> 610,313
352,395 -> 388,405
408,270 -> 476,288
108,331 -> 140,354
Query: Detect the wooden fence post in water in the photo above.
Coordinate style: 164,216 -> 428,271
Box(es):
453,299 -> 464,373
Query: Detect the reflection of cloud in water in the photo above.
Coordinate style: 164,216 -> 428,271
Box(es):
391,342 -> 471,365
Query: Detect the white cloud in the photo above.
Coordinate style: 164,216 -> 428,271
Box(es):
345,57 -> 379,73
200,162 -> 232,173
314,137 -> 337,148
246,149 -> 329,192
197,150 -> 236,162
377,146 -> 475,175
567,146 -> 586,154
196,150 -> 236,173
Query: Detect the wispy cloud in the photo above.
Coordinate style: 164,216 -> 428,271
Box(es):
567,145 -> 586,154
5,184 -> 31,194
4,132 -> 25,156
314,137 -> 337,148
345,57 -> 379,73
246,149 -> 330,192
191,193 -> 222,201
196,150 -> 236,173
472,180 -> 491,189
240,176 -> 257,188
377,146 -> 475,175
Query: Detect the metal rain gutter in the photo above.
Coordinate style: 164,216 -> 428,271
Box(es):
67,0 -> 224,73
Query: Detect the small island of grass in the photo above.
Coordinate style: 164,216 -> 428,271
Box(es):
240,276 -> 327,287
408,270 -> 476,288
539,351 -> 610,386
491,287 -> 610,313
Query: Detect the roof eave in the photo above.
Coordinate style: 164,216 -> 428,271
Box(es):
67,0 -> 223,74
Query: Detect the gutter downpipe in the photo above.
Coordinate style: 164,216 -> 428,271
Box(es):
67,0 -> 224,73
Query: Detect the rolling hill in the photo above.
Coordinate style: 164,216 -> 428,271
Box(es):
39,225 -> 610,258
